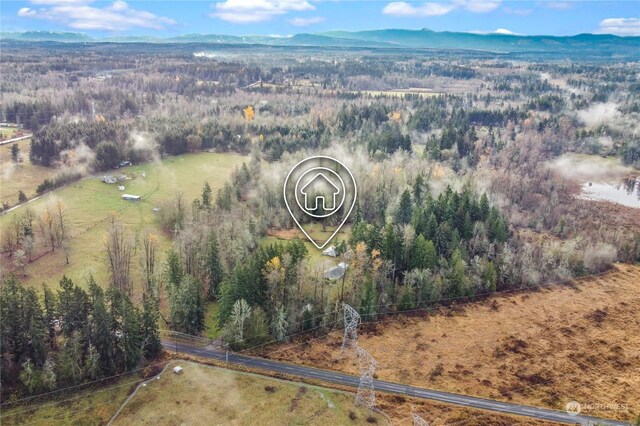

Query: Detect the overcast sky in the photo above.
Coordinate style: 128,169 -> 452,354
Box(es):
2,0 -> 639,37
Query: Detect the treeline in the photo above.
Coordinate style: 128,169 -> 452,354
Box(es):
2,101 -> 58,131
30,121 -> 126,167
0,276 -> 161,396
28,118 -> 256,169
36,170 -> 82,195
409,103 -> 524,132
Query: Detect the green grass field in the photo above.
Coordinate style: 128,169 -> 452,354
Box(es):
1,137 -> 60,206
0,126 -> 19,138
0,152 -> 247,292
260,223 -> 351,268
112,361 -> 386,426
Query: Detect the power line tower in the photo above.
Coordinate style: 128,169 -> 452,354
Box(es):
412,413 -> 429,426
341,303 -> 360,352
355,346 -> 377,408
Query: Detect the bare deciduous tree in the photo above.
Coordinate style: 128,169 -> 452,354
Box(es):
141,230 -> 159,295
105,217 -> 134,295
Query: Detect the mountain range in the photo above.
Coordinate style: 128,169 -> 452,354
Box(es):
2,29 -> 639,56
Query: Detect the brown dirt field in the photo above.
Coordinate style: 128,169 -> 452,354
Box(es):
376,393 -> 558,426
253,263 -> 640,422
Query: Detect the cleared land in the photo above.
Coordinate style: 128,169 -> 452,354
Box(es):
262,223 -> 351,268
112,360 -> 386,426
0,152 -> 246,291
0,137 -> 59,206
253,263 -> 640,422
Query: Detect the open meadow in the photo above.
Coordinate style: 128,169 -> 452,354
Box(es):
253,263 -> 640,422
1,137 -> 60,207
0,152 -> 246,293
112,360 -> 387,426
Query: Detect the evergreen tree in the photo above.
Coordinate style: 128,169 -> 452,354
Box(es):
425,239 -> 438,270
23,289 -> 48,368
57,276 -> 89,337
201,181 -> 212,208
11,143 -> 20,163
382,224 -> 402,275
170,275 -> 205,334
1,277 -> 26,385
353,202 -> 363,225
88,279 -> 114,377
411,234 -> 429,270
141,294 -> 162,359
395,190 -> 413,225
413,175 -> 427,203
483,261 -> 498,293
425,213 -> 438,242
42,285 -> 57,350
445,249 -> 468,298
398,285 -> 415,311
121,297 -> 142,371
479,193 -> 490,221
165,249 -> 184,289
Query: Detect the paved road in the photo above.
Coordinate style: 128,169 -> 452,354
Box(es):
0,134 -> 31,146
162,340 -> 631,426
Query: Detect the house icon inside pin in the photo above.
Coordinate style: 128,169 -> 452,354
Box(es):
300,173 -> 340,212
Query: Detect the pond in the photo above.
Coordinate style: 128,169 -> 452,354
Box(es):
579,177 -> 640,209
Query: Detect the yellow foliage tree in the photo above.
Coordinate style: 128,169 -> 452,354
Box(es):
243,105 -> 255,122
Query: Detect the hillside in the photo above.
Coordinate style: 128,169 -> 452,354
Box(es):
2,29 -> 639,58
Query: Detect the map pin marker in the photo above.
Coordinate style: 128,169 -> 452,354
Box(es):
283,156 -> 357,250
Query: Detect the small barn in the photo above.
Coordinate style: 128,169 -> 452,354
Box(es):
122,194 -> 141,201
324,263 -> 348,280
322,246 -> 337,257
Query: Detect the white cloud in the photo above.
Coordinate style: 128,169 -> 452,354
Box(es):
541,1 -> 574,10
503,6 -> 533,16
383,2 -> 456,16
289,16 -> 324,26
18,7 -> 37,17
16,0 -> 175,31
29,0 -> 88,4
597,18 -> 640,36
461,0 -> 500,13
383,0 -> 500,17
212,0 -> 314,23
